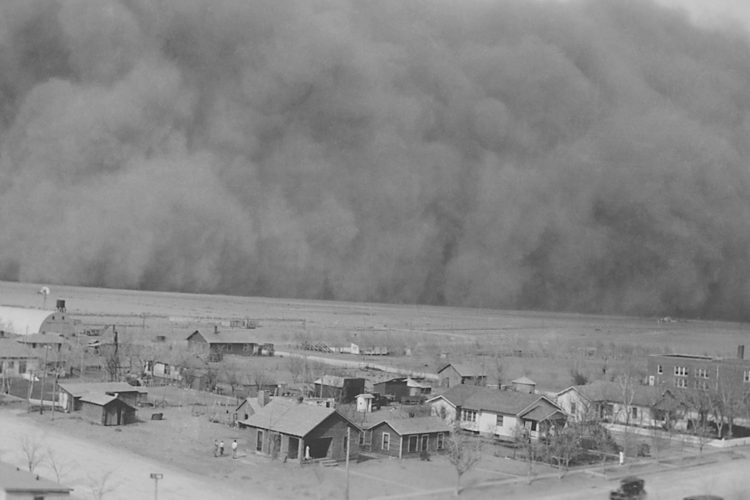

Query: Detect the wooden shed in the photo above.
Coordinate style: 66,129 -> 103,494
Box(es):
79,394 -> 137,426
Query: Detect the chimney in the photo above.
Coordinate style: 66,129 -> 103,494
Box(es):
738,345 -> 745,360
257,390 -> 269,407
214,325 -> 219,335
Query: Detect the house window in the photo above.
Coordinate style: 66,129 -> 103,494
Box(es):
744,370 -> 750,383
408,435 -> 418,453
657,364 -> 663,374
343,435 -> 348,454
675,378 -> 688,388
631,407 -> 638,419
461,409 -> 477,422
18,360 -> 26,373
256,431 -> 263,452
382,432 -> 390,451
530,421 -> 537,432
674,366 -> 688,377
696,368 -> 709,379
437,433 -> 445,450
696,380 -> 709,390
8,360 -> 14,369
570,403 -> 577,415
496,415 -> 504,428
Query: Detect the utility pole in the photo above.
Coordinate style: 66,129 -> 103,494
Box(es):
345,426 -> 351,500
40,346 -> 49,414
149,473 -> 163,500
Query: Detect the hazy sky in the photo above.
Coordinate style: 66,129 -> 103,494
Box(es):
0,0 -> 749,320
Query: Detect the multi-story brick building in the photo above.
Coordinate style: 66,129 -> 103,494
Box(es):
647,345 -> 750,392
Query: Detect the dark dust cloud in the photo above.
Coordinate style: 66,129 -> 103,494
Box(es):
1,0 -> 750,320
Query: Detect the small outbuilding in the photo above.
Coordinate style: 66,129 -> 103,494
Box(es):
437,363 -> 487,388
356,394 -> 374,413
313,375 -> 365,403
58,382 -> 148,413
79,394 -> 137,426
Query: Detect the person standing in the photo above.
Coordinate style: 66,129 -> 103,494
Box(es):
214,440 -> 219,457
232,439 -> 238,459
219,440 -> 225,456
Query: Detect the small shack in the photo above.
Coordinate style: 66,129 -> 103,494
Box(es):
79,394 -> 137,426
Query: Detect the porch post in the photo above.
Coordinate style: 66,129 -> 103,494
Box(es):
298,438 -> 304,464
399,436 -> 403,459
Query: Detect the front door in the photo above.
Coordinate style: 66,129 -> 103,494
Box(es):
420,434 -> 429,452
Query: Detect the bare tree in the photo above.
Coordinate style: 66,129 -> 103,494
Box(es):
88,470 -> 117,500
45,448 -> 75,483
19,435 -> 44,473
286,356 -> 306,383
446,430 -> 482,496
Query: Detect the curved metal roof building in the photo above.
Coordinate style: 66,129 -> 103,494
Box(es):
0,306 -> 73,336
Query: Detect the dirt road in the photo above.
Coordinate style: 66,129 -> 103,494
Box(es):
0,409 -> 268,500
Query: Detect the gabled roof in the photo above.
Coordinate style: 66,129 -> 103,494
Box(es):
463,387 -> 544,415
238,398 -> 353,437
406,378 -> 431,389
438,363 -> 486,377
366,416 -> 451,435
187,329 -> 260,344
79,393 -> 136,408
58,382 -> 147,397
0,307 -> 57,336
559,380 -> 666,407
426,384 -> 479,407
0,461 -> 73,494
512,376 -> 536,386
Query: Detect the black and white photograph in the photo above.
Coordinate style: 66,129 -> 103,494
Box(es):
1,0 -> 750,498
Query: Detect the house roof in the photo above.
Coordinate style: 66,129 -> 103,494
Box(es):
0,338 -> 34,358
426,384 -> 479,407
314,375 -> 363,387
0,306 -> 58,336
80,393 -> 136,408
366,416 -> 451,435
406,378 -> 431,389
463,387 -> 543,415
520,403 -> 565,422
512,376 -> 536,386
0,462 -> 73,494
438,363 -> 486,377
187,329 -> 261,345
560,380 -> 666,407
238,398 -> 349,437
59,382 -> 147,397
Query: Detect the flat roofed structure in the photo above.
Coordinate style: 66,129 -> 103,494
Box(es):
0,461 -> 73,497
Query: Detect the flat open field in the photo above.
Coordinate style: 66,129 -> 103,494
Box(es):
2,280 -> 749,390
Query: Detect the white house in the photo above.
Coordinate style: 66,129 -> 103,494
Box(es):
428,385 -> 566,441
555,380 -> 679,428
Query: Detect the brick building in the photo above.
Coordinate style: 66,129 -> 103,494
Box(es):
647,346 -> 750,392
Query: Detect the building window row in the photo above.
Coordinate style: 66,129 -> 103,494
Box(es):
695,368 -> 709,379
674,366 -> 688,377
675,378 -> 688,388
462,409 -> 477,422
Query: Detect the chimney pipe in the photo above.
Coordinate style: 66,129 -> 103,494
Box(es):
738,345 -> 745,360
214,325 -> 219,335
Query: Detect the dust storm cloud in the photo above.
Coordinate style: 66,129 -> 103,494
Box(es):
1,0 -> 750,320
